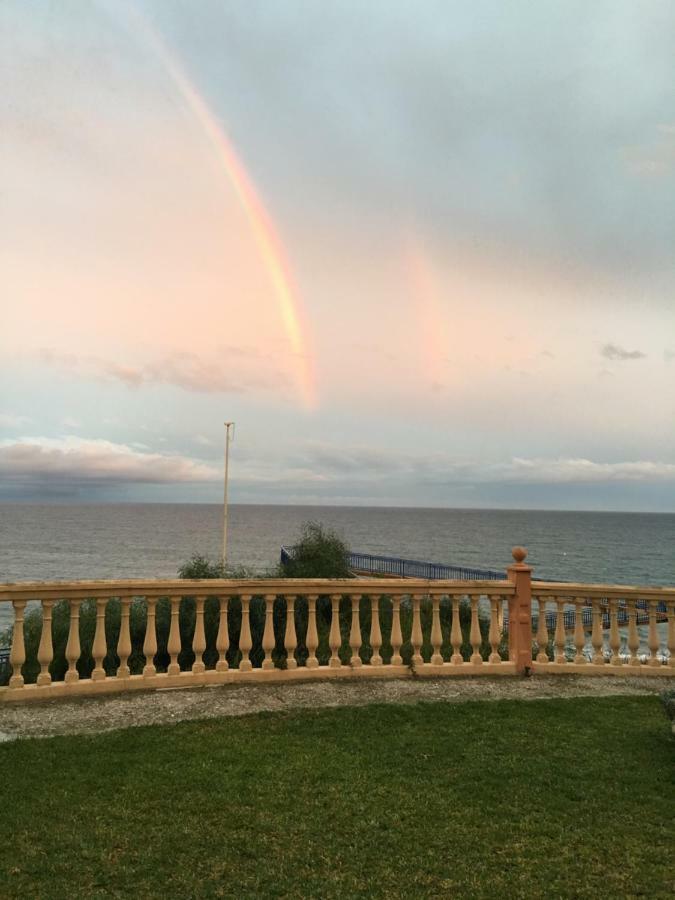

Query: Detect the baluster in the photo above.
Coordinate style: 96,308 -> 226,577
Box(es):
370,595 -> 382,666
430,594 -> 443,665
216,596 -> 230,672
489,595 -> 501,664
349,594 -> 362,666
573,599 -> 586,664
647,599 -> 660,667
627,598 -> 640,666
239,595 -> 253,671
536,597 -> 548,663
143,597 -> 158,677
91,597 -> 108,681
554,599 -> 566,663
262,594 -> 276,670
192,595 -> 206,674
390,596 -> 403,666
450,595 -> 463,665
668,601 -> 675,669
609,598 -> 622,665
305,595 -> 319,668
117,596 -> 132,678
167,595 -> 181,676
410,594 -> 423,667
328,594 -> 342,668
64,598 -> 82,683
284,596 -> 297,669
9,599 -> 26,688
469,595 -> 482,665
36,599 -> 54,686
591,600 -> 604,665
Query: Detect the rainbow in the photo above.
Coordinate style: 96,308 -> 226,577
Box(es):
403,234 -> 448,388
110,5 -> 317,409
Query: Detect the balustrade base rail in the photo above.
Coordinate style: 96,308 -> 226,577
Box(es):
1,661 -> 519,703
530,662 -> 673,676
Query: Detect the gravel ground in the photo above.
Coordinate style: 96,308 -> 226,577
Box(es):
1,675 -> 673,742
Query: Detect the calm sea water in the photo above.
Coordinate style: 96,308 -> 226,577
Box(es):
1,503 -> 673,642
1,503 -> 674,584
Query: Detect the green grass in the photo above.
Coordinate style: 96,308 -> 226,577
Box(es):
1,696 -> 673,898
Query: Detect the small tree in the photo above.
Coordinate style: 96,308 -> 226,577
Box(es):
282,521 -> 351,579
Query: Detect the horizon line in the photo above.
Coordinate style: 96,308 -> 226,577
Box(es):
1,499 -> 673,515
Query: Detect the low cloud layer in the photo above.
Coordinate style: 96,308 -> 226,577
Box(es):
1,432 -> 673,512
194,444 -> 675,501
0,438 -> 218,485
600,344 -> 646,361
279,443 -> 675,486
2,437 -> 673,495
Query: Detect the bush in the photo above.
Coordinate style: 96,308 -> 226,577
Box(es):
178,554 -> 256,580
281,521 -> 351,579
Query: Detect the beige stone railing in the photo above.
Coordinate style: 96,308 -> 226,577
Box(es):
531,583 -> 675,674
0,578 -> 516,702
1,549 -> 672,703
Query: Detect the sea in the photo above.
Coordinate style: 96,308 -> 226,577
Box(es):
1,503 -> 674,633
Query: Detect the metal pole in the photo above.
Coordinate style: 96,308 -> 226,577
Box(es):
223,422 -> 234,566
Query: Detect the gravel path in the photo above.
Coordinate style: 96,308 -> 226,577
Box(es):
1,675 -> 672,742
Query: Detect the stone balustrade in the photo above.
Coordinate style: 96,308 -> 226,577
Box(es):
0,579 -> 515,702
531,584 -> 675,672
1,549 -> 673,703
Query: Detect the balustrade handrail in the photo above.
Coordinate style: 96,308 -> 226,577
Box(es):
0,577 -> 514,602
531,581 -> 675,599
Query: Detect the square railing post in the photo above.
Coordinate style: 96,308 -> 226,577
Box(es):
507,547 -> 533,675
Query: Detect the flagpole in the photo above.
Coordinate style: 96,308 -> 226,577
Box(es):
223,421 -> 234,566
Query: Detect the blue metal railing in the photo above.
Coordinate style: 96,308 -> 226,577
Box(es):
280,546 -> 505,581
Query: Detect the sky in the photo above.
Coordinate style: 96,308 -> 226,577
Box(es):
1,0 -> 674,510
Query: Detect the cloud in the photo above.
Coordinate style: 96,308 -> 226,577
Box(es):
0,437 -> 219,485
600,343 -> 646,361
237,442 -> 675,488
39,349 -> 289,394
0,413 -> 33,429
497,457 -> 675,484
2,436 -> 674,504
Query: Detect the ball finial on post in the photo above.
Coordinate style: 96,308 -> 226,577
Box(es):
512,546 -> 528,564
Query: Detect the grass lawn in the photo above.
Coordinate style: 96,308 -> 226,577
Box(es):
1,696 -> 673,898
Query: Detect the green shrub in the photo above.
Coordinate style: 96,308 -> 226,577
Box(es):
281,521 -> 351,579
178,553 -> 257,580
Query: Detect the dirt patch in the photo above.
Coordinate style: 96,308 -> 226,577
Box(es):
1,675 -> 673,741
